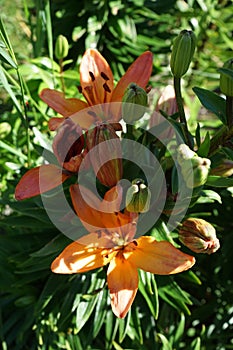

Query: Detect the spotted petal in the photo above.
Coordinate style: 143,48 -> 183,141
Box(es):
80,49 -> 114,105
126,236 -> 195,275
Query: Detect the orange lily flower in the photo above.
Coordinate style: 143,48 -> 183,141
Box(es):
15,119 -> 87,200
51,184 -> 195,318
40,49 -> 153,130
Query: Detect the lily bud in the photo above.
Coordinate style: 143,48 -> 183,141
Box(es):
179,218 -> 220,254
86,123 -> 123,187
220,58 -> 233,96
122,83 -> 148,123
55,35 -> 69,60
210,159 -> 233,177
177,144 -> 211,188
126,179 -> 151,213
170,30 -> 196,78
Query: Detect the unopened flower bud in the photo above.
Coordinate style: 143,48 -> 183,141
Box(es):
86,123 -> 123,187
122,83 -> 148,123
177,144 -> 211,188
179,218 -> 220,254
55,35 -> 69,60
126,179 -> 151,213
210,159 -> 233,177
220,58 -> 233,96
170,30 -> 196,78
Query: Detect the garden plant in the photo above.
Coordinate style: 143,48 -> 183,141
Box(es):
0,1 -> 233,349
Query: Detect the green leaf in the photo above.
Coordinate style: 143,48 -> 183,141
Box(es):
173,313 -> 185,346
191,337 -> 201,350
118,308 -> 131,343
0,68 -> 23,115
92,288 -> 108,338
138,271 -> 159,319
195,123 -> 201,147
157,276 -> 192,315
196,189 -> 222,204
197,132 -> 210,157
0,42 -> 17,68
76,274 -> 105,333
193,87 -> 227,125
206,175 -> 233,187
30,235 -> 70,258
156,333 -> 172,350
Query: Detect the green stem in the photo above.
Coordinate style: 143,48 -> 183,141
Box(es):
208,125 -> 233,156
226,96 -> 233,128
59,58 -> 66,93
173,77 -> 193,149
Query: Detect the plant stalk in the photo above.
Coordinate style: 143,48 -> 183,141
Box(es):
174,77 -> 193,149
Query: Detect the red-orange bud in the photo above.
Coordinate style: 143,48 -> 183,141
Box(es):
86,122 -> 123,187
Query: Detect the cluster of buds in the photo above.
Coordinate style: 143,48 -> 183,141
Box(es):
177,144 -> 211,188
179,218 -> 220,254
125,179 -> 151,213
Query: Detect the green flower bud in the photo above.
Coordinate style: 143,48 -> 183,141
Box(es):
177,144 -> 211,188
220,58 -> 233,96
170,30 -> 196,78
179,218 -> 220,254
122,83 -> 148,123
55,35 -> 69,60
126,179 -> 151,213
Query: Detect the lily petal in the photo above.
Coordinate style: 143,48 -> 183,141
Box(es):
80,49 -> 114,105
107,253 -> 138,318
77,230 -> 117,249
99,184 -> 123,213
70,184 -> 104,230
48,117 -> 66,131
15,164 -> 70,200
126,236 -> 195,275
40,88 -> 88,117
111,51 -> 153,102
51,241 -> 113,274
70,184 -> 132,232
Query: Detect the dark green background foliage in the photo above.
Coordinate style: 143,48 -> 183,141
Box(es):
0,0 -> 233,349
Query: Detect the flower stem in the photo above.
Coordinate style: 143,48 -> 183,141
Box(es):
59,58 -> 65,93
173,77 -> 193,149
